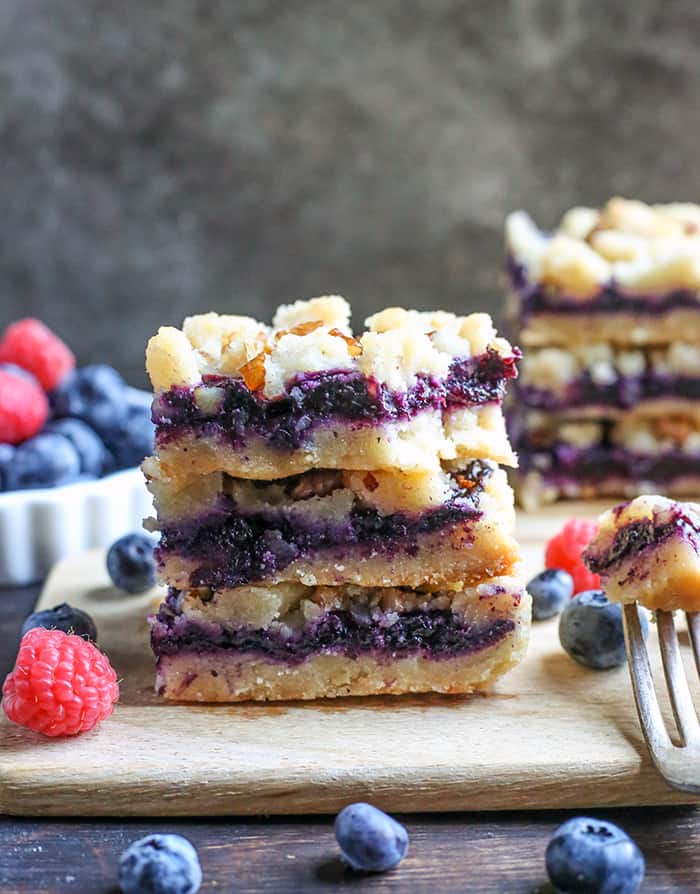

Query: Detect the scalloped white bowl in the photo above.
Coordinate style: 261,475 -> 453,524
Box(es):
0,466 -> 153,586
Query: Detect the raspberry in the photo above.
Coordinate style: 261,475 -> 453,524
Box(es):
0,318 -> 75,391
0,370 -> 49,444
2,628 -> 119,737
545,518 -> 601,595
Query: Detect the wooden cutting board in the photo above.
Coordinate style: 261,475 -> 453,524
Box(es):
2,502 -> 699,817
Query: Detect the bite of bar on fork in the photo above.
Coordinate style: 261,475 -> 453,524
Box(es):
584,495 -> 700,792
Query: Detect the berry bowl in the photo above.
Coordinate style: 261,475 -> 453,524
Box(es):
0,318 -> 157,586
0,459 -> 152,586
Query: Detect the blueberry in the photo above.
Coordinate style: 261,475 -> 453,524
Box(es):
107,532 -> 157,594
103,393 -> 155,470
51,364 -> 128,441
5,433 -> 81,490
21,602 -> 97,641
529,568 -> 574,620
0,443 -> 15,491
118,834 -> 202,894
334,802 -> 409,872
0,362 -> 38,384
559,590 -> 648,670
546,816 -> 644,894
44,418 -> 108,477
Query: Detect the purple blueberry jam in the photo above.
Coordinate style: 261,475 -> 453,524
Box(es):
152,350 -> 519,452
519,374 -> 700,412
517,443 -> 700,487
150,591 -> 516,665
508,258 -> 700,318
157,462 -> 493,589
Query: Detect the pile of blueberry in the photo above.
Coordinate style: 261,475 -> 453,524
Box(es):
0,318 -> 153,492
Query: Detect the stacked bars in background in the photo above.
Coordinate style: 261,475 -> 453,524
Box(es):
506,197 -> 700,510
144,296 -> 530,702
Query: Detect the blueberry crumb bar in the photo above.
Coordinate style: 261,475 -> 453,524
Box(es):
145,296 -> 528,701
506,198 -> 700,507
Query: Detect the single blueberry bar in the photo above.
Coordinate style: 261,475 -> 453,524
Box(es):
584,495 -> 700,612
145,296 -> 519,480
145,459 -> 520,591
149,578 -> 530,702
506,198 -> 700,349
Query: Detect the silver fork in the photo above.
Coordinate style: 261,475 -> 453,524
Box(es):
623,604 -> 700,792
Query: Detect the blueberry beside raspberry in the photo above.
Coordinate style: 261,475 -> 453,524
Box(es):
51,363 -> 129,442
21,602 -> 98,642
546,816 -> 644,894
528,568 -> 573,620
107,533 -> 157,594
5,432 -> 82,490
334,802 -> 409,872
118,834 -> 202,894
0,443 -> 14,492
103,392 -> 155,471
559,590 -> 649,670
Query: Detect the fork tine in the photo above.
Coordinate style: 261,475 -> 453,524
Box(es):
623,603 -> 673,759
686,612 -> 700,678
657,610 -> 699,745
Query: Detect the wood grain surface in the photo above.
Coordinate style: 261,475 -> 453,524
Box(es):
1,501 -> 700,818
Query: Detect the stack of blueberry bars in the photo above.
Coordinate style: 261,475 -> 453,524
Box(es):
143,295 -> 530,701
506,196 -> 700,508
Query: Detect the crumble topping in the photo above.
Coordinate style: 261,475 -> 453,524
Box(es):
507,197 -> 700,299
146,295 -> 516,394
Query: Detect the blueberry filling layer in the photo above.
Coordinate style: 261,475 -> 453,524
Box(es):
152,350 -> 519,452
157,462 -> 494,589
519,374 -> 700,412
151,596 -> 516,666
584,518 -> 683,574
518,443 -> 700,486
508,259 -> 700,319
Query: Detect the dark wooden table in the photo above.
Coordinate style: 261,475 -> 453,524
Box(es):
1,585 -> 699,893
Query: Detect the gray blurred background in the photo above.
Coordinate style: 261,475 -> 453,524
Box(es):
1,0 -> 699,386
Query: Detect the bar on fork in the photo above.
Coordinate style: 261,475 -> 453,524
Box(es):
584,495 -> 700,792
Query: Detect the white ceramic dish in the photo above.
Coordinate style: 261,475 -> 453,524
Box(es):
0,466 -> 153,586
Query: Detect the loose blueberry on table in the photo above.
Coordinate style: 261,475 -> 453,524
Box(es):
119,834 -> 202,894
0,318 -> 154,491
546,816 -> 644,894
334,802 -> 409,872
528,568 -> 574,620
107,532 -> 157,594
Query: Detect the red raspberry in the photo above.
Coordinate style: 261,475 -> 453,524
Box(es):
0,370 -> 49,444
0,318 -> 75,391
545,518 -> 601,595
2,628 -> 119,737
